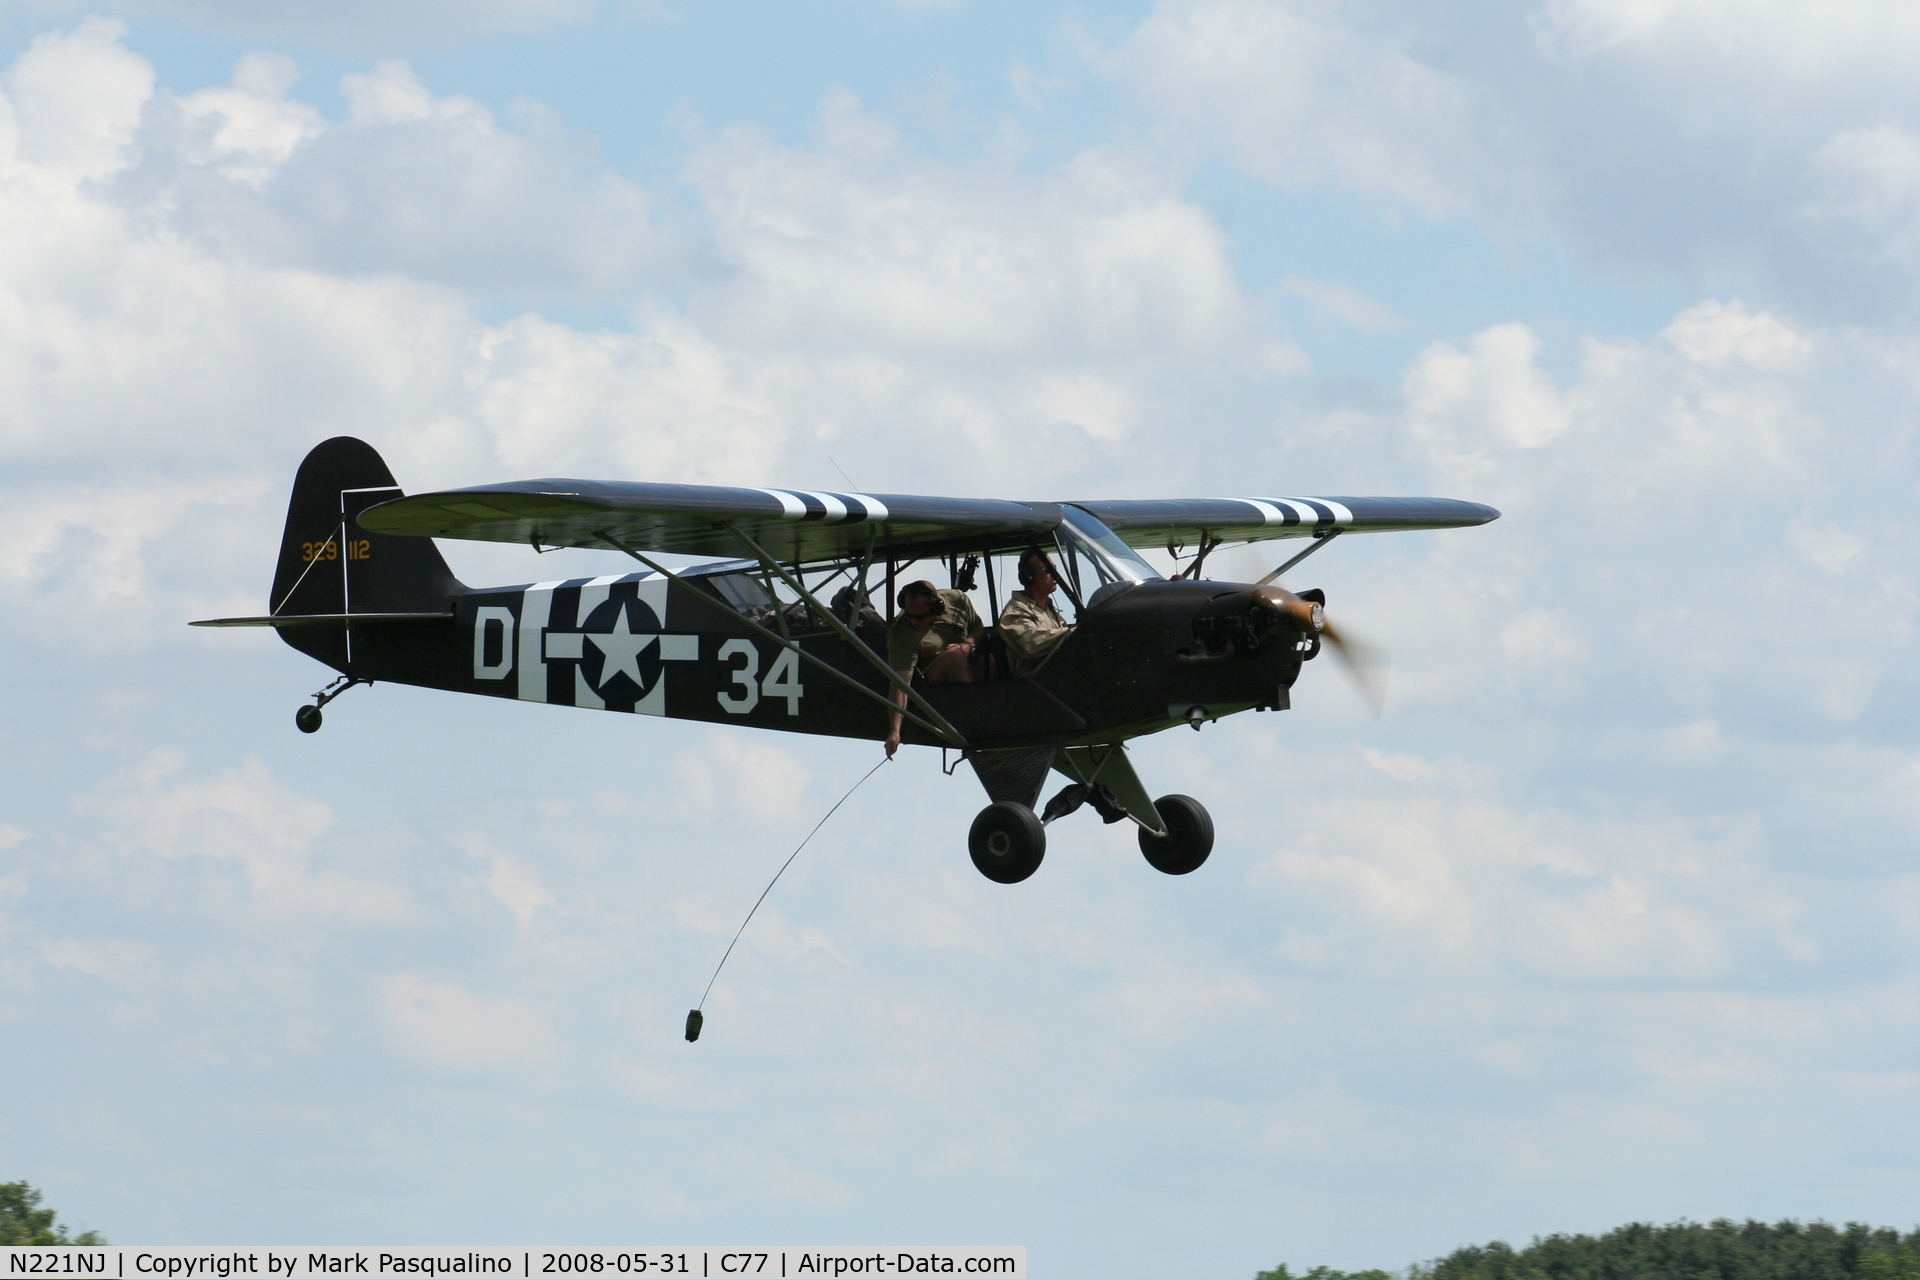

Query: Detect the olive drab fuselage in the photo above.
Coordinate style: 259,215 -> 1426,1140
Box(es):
338,571 -> 1311,751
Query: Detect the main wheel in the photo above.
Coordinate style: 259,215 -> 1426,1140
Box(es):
968,801 -> 1047,884
294,705 -> 323,734
1138,794 -> 1213,875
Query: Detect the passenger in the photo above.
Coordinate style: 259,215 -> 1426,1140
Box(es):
883,579 -> 985,758
998,548 -> 1074,678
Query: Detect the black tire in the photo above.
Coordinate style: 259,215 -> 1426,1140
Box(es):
1138,794 -> 1213,875
968,801 -> 1047,884
295,705 -> 323,734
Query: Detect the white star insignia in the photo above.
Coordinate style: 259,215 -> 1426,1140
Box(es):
587,606 -> 655,689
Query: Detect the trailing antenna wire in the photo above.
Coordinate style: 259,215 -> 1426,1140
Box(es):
685,756 -> 890,1042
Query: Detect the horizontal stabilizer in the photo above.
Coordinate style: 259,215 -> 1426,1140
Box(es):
190,612 -> 453,628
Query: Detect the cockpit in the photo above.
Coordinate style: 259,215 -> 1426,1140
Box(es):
1052,505 -> 1163,610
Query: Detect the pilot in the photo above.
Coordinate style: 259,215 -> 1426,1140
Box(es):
998,547 -> 1074,678
884,579 -> 985,758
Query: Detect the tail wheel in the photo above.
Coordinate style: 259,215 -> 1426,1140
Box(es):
1138,794 -> 1213,875
968,802 -> 1047,884
294,705 -> 323,734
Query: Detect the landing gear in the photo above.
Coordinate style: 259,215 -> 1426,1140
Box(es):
294,675 -> 363,734
969,801 -> 1047,884
1139,794 -> 1213,875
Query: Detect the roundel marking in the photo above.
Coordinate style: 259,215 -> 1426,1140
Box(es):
578,596 -> 667,702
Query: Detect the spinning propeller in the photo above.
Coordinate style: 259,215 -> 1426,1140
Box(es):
1213,542 -> 1388,712
1249,581 -> 1388,713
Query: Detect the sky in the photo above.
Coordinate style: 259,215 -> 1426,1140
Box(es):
2,0 -> 1918,1273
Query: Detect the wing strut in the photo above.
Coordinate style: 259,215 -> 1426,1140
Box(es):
593,530 -> 968,750
726,523 -> 970,750
1258,528 -> 1342,585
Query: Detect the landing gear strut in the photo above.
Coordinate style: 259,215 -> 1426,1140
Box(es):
968,802 -> 1046,884
1138,794 -> 1213,875
295,675 -> 363,734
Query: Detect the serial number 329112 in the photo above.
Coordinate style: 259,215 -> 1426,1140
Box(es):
300,539 -> 372,562
542,1255 -> 755,1275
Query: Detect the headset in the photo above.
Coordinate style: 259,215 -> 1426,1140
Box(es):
1017,546 -> 1059,588
896,580 -> 946,615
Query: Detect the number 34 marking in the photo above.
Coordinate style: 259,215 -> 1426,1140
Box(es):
716,639 -> 804,716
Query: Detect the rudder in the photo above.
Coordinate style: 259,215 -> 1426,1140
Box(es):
270,437 -> 465,671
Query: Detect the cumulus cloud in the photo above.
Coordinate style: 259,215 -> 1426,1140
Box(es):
381,973 -> 557,1068
1534,0 -> 1920,69
1280,276 -> 1404,332
0,24 -> 1267,517
82,748 -> 412,921
1405,322 -> 1570,476
52,0 -> 595,51
670,731 -> 813,829
685,88 -> 1249,367
113,54 -> 673,308
1103,0 -> 1920,321
456,833 -> 557,930
3,17 -> 153,181
1252,778 -> 1765,981
1104,0 -> 1517,216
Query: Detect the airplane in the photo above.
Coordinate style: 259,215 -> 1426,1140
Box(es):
194,437 -> 1498,884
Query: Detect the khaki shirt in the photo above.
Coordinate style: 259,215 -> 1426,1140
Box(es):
998,589 -> 1072,677
886,589 -> 983,675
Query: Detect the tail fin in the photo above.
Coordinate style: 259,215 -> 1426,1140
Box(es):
271,437 -> 465,671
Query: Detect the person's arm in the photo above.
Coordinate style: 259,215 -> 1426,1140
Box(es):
884,670 -> 913,757
997,598 -> 1037,674
964,595 -> 987,644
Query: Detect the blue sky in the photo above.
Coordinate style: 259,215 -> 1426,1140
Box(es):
2,1 -> 1918,1274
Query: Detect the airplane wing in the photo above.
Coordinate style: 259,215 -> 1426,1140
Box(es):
1070,495 -> 1500,549
357,479 -> 1064,562
358,479 -> 1497,564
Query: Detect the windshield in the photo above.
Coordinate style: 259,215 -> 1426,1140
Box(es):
1055,506 -> 1162,601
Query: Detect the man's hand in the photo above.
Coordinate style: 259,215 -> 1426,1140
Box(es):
884,729 -> 901,758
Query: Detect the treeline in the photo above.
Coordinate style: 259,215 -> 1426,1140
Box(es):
1,1182 -> 105,1246
1261,1219 -> 1920,1280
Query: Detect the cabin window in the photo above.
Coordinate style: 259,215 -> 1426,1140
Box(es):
1055,506 -> 1161,606
700,570 -> 776,619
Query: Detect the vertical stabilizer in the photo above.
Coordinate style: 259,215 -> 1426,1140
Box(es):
270,437 -> 465,671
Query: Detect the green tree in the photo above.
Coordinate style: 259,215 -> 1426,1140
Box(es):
1862,1251 -> 1920,1280
0,1181 -> 106,1246
1257,1219 -> 1920,1280
1420,1219 -> 1920,1279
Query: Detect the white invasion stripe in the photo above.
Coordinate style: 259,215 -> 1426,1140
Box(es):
1238,499 -> 1289,526
635,576 -> 670,626
571,579 -> 614,711
1265,498 -> 1318,524
577,580 -> 613,617
849,493 -> 889,521
755,488 -> 807,518
1290,495 -> 1351,525
799,490 -> 849,521
518,581 -> 563,703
